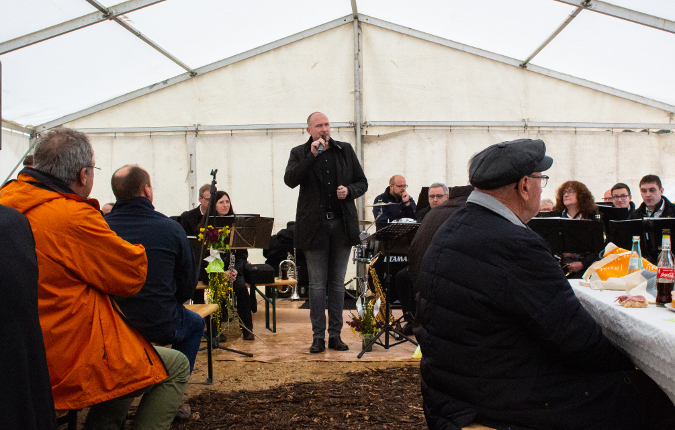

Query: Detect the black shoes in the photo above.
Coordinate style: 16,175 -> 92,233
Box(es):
328,336 -> 349,351
243,331 -> 255,341
402,322 -> 414,336
309,338 -> 325,353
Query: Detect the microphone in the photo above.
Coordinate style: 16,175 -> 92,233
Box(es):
318,135 -> 327,153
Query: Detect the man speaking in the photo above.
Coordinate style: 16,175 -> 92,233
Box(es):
417,139 -> 674,430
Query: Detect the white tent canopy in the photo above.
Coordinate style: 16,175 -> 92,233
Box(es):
2,1 -> 675,242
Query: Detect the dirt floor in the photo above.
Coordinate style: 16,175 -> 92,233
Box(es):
69,297 -> 427,429
168,363 -> 424,429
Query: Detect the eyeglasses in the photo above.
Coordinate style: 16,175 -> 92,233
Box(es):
429,194 -> 446,200
528,174 -> 549,188
612,194 -> 631,200
86,166 -> 101,175
563,189 -> 576,196
394,184 -> 408,189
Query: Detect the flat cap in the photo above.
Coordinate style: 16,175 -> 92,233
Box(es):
469,139 -> 553,190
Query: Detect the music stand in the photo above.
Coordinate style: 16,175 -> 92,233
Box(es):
608,219 -> 644,251
527,218 -> 605,254
358,222 -> 419,359
643,218 -> 675,254
597,205 -> 630,234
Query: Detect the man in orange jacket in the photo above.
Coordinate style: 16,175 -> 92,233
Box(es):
0,128 -> 190,429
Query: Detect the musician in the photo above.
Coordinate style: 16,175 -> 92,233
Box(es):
610,182 -> 635,210
628,174 -> 675,219
284,112 -> 368,353
373,175 -> 416,229
418,138 -> 675,430
415,182 -> 449,223
180,183 -> 213,236
539,198 -> 554,211
199,190 -> 254,340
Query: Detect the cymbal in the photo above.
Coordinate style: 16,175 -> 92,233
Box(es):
358,220 -> 373,225
366,202 -> 398,207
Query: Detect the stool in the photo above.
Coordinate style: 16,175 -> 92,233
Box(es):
246,277 -> 298,333
184,303 -> 219,384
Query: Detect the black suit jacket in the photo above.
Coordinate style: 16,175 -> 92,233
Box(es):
180,206 -> 203,236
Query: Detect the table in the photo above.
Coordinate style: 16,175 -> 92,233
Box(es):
247,277 -> 298,333
184,303 -> 219,384
570,279 -> 675,404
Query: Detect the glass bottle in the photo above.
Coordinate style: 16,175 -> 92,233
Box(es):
627,236 -> 644,275
656,229 -> 674,307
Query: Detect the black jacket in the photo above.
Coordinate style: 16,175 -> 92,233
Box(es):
628,196 -> 675,219
373,186 -> 417,228
0,205 -> 57,429
106,197 -> 198,343
284,137 -> 367,249
418,201 -> 639,430
180,206 -> 203,236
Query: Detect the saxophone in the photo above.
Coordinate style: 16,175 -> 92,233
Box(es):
367,253 -> 395,326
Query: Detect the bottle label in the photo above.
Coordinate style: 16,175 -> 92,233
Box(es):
628,257 -> 639,268
657,268 -> 675,280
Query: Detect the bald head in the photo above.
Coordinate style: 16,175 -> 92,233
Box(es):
388,175 -> 408,199
111,165 -> 152,202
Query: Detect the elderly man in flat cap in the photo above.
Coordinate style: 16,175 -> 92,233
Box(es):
417,139 -> 675,430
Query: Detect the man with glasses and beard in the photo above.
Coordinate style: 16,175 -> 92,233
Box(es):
373,174 -> 417,229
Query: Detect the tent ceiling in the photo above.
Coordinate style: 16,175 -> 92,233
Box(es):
1,0 -> 674,128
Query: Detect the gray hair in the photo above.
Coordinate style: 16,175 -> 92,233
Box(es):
33,128 -> 94,184
429,182 -> 448,195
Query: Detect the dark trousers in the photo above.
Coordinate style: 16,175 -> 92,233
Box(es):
395,267 -> 415,322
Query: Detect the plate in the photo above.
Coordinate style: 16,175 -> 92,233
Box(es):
665,303 -> 675,313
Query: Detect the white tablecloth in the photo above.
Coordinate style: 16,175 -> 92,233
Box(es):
570,279 -> 675,404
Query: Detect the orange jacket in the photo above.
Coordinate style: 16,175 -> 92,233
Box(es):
0,171 -> 167,410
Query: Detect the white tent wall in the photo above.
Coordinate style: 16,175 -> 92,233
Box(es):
361,127 -> 675,211
63,24 -> 355,129
361,23 -> 671,123
88,133 -> 189,215
1,129 -> 30,181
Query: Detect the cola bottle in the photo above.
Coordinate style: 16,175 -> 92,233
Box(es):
656,229 -> 674,307
627,236 -> 644,275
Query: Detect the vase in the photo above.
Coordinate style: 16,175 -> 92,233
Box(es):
362,334 -> 373,352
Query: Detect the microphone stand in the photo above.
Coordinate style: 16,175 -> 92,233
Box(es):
197,169 -> 252,358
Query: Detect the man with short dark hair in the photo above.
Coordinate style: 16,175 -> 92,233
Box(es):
285,112 -> 368,353
0,128 -> 189,429
106,164 -> 202,379
415,182 -> 449,223
610,182 -> 634,210
629,174 -> 675,219
23,154 -> 33,167
418,139 -> 674,430
373,174 -> 416,228
180,183 -> 213,236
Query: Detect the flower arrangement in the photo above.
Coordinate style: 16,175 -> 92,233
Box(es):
198,225 -> 233,328
347,298 -> 383,338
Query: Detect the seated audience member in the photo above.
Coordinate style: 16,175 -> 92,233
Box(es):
263,221 -> 309,286
181,183 -> 213,236
416,182 -> 449,223
101,201 -> 114,214
0,205 -> 57,430
629,174 -> 675,219
373,174 -> 416,228
0,128 -> 189,429
539,198 -> 554,211
105,165 -> 203,376
199,190 -> 254,340
417,138 -> 675,430
23,154 -> 34,167
553,180 -> 599,278
611,182 -> 635,211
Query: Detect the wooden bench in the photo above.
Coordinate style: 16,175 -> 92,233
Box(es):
246,277 -> 298,333
184,303 -> 219,384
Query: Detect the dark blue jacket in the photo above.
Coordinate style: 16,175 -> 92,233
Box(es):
373,186 -> 416,228
106,197 -> 198,343
418,202 -> 640,430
